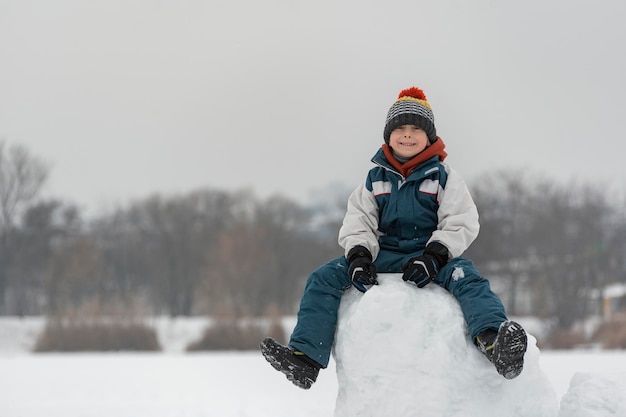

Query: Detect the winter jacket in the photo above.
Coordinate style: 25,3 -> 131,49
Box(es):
338,139 -> 479,261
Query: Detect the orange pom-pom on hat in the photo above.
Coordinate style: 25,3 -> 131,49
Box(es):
397,87 -> 428,101
383,86 -> 436,144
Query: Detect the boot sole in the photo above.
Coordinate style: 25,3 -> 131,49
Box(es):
493,321 -> 528,379
260,338 -> 316,389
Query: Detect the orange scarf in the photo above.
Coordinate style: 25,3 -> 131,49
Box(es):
382,137 -> 448,178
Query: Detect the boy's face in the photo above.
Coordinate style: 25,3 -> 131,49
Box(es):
389,125 -> 429,159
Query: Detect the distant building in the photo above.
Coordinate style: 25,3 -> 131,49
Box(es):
601,283 -> 626,321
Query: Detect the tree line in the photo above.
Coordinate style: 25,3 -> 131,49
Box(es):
467,171 -> 626,329
1,140 -> 625,334
0,140 -> 342,319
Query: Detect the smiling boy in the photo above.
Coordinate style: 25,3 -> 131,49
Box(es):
261,86 -> 528,389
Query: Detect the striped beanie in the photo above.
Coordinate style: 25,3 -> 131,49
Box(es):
383,87 -> 436,144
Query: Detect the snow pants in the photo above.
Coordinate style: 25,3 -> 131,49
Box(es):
289,252 -> 508,368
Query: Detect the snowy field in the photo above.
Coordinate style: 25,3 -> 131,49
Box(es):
1,350 -> 626,417
3,276 -> 626,417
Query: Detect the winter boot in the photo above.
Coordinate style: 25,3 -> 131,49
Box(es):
260,337 -> 321,389
476,320 -> 527,379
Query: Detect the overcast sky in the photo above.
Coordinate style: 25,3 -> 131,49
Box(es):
1,0 -> 625,216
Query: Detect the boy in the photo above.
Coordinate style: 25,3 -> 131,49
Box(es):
260,86 -> 527,389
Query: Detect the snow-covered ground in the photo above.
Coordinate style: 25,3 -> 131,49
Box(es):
2,276 -> 626,417
1,350 -> 624,417
2,350 -> 626,417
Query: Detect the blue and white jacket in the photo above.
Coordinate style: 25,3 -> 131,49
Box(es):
338,139 -> 479,261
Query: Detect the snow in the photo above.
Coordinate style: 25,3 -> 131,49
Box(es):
2,276 -> 626,417
334,274 -> 557,416
559,373 -> 626,417
602,283 -> 626,299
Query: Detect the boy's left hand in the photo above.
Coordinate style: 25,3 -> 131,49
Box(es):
402,254 -> 439,288
402,242 -> 449,288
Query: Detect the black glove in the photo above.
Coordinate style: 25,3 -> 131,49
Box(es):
402,242 -> 449,288
347,245 -> 378,293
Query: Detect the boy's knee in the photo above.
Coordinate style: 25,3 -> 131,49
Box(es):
307,257 -> 351,290
435,258 -> 482,288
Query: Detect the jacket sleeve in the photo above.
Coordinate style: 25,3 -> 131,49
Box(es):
429,166 -> 480,259
338,182 -> 381,260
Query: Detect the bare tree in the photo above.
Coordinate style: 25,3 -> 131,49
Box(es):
202,193 -> 340,316
122,189 -> 240,316
468,170 -> 537,315
10,201 -> 75,315
469,172 -> 620,330
0,140 -> 49,314
529,182 -> 613,327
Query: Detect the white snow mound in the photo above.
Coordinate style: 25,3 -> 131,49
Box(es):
558,372 -> 626,417
333,274 -> 559,417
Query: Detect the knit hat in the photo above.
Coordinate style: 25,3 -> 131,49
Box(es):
383,87 -> 437,144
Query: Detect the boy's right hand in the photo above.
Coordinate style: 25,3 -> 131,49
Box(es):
347,245 -> 378,292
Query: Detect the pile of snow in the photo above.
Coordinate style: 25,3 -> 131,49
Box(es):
559,372 -> 626,417
334,274 -> 559,417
